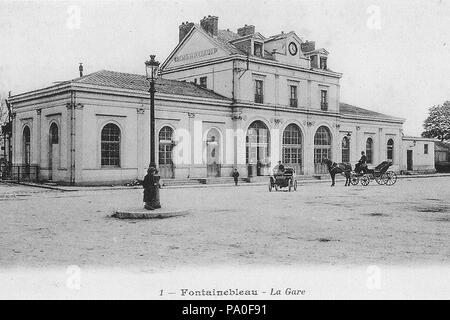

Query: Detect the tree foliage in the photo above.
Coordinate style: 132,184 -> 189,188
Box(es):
422,101 -> 450,141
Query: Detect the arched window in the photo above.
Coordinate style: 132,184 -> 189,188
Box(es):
50,123 -> 59,144
342,136 -> 350,163
366,138 -> 373,164
282,124 -> 303,174
101,123 -> 120,167
23,126 -> 31,165
159,126 -> 174,166
387,139 -> 394,162
314,126 -> 332,174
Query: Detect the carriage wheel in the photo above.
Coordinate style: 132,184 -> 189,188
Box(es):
385,171 -> 397,186
375,174 -> 387,185
350,175 -> 359,186
294,180 -> 298,191
268,180 -> 272,192
360,175 -> 370,186
274,184 -> 279,191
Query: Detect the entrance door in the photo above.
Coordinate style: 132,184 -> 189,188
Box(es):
407,150 -> 413,171
246,121 -> 270,177
49,123 -> 59,180
314,126 -> 332,174
159,126 -> 174,179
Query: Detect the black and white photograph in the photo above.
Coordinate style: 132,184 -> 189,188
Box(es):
0,0 -> 449,303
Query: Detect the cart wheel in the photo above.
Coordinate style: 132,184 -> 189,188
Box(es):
288,179 -> 292,192
361,175 -> 370,186
375,174 -> 387,185
385,171 -> 397,186
350,175 -> 359,186
294,180 -> 298,191
268,180 -> 272,192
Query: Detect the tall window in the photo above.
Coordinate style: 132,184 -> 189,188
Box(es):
254,42 -> 263,57
314,126 -> 332,174
320,57 -> 327,70
23,126 -> 31,165
387,139 -> 394,162
159,126 -> 174,166
101,123 -> 120,167
320,90 -> 328,110
199,76 -> 207,88
254,80 -> 264,103
342,136 -> 350,163
290,85 -> 298,108
50,123 -> 59,144
282,124 -> 303,174
424,144 -> 429,155
366,138 -> 373,164
310,55 -> 318,68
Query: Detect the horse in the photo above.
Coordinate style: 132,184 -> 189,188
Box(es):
322,158 -> 352,187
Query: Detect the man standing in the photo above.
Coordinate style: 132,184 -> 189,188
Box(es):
232,168 -> 240,186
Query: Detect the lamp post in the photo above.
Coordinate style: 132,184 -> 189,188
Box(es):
145,55 -> 160,167
144,55 -> 161,210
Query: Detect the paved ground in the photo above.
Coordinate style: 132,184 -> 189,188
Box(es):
0,176 -> 449,270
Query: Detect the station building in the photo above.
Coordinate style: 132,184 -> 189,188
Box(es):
7,15 -> 434,185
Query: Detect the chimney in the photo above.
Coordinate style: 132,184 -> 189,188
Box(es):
179,21 -> 195,42
301,40 -> 316,52
200,15 -> 218,37
237,24 -> 255,37
79,63 -> 83,77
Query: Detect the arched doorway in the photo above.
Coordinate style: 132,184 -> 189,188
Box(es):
314,126 -> 332,174
48,123 -> 59,180
246,121 -> 270,177
158,126 -> 174,178
206,128 -> 221,177
23,126 -> 31,177
282,124 -> 303,174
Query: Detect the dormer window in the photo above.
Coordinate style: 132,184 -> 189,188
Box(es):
310,55 -> 318,68
320,57 -> 327,70
254,42 -> 263,57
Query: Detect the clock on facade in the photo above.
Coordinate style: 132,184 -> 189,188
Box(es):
288,42 -> 298,55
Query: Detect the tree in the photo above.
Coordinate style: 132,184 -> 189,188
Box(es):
422,101 -> 450,142
0,94 -> 8,127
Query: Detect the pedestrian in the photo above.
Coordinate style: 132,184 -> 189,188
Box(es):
143,166 -> 158,210
232,168 -> 240,186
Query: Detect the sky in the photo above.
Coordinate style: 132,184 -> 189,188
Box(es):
0,0 -> 449,135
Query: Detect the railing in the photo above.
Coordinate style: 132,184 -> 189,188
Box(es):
1,164 -> 40,183
254,94 -> 264,104
290,99 -> 298,108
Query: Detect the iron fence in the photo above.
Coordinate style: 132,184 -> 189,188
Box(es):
0,164 -> 40,182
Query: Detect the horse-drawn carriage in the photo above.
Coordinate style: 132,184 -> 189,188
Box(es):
269,167 -> 298,192
351,161 -> 397,186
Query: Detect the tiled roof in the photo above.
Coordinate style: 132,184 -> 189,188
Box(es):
73,70 -> 229,100
339,102 -> 402,121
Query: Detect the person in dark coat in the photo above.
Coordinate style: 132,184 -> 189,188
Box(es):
143,166 -> 160,210
355,151 -> 367,174
232,168 -> 240,186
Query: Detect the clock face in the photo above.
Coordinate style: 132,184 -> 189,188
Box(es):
288,42 -> 298,55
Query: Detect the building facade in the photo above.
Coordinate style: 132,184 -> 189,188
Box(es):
8,15 -> 432,185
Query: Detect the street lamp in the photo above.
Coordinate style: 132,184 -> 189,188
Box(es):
145,54 -> 160,167
144,55 -> 161,210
